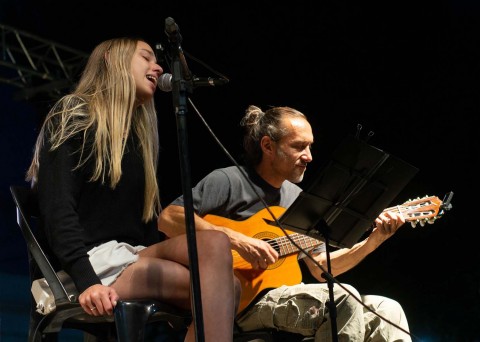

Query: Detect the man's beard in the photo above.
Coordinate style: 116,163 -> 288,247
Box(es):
288,167 -> 305,183
276,148 -> 306,184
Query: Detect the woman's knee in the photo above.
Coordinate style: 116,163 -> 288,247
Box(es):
196,231 -> 232,260
197,230 -> 231,250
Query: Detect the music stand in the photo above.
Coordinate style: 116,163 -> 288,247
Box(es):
270,135 -> 418,340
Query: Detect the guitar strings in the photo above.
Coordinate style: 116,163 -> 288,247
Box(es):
270,234 -> 321,256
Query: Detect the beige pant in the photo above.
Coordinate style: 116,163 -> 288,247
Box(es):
236,283 -> 412,342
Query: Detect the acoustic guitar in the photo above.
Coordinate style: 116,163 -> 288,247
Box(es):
204,195 -> 445,314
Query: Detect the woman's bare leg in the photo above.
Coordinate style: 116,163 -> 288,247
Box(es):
112,256 -> 192,308
112,231 -> 238,342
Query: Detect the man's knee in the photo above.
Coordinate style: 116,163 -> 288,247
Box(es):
334,284 -> 363,312
362,295 -> 408,323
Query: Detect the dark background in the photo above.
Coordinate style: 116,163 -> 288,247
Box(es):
1,1 -> 479,341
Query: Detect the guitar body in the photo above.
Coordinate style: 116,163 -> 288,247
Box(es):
204,206 -> 303,314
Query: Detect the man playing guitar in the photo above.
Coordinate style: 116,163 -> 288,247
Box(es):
158,105 -> 435,341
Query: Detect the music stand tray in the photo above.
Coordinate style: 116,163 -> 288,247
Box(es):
274,135 -> 418,248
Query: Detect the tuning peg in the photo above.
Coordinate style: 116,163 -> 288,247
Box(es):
410,221 -> 417,228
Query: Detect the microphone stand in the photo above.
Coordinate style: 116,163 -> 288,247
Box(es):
164,19 -> 205,342
319,231 -> 339,342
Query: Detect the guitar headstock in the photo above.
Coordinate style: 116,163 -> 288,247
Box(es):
400,192 -> 453,228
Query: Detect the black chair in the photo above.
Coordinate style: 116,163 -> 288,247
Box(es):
10,185 -> 191,342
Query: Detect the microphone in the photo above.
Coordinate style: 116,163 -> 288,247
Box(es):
157,73 -> 229,92
165,17 -> 182,44
164,17 -> 192,82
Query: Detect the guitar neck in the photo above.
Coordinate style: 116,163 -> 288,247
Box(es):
273,195 -> 444,256
272,233 -> 323,257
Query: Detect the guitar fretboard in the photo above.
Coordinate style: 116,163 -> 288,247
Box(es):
267,196 -> 443,256
269,233 -> 323,257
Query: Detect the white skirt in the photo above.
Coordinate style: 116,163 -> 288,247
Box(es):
88,240 -> 146,285
32,240 -> 146,315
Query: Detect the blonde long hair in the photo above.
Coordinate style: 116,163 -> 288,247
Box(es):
26,37 -> 160,222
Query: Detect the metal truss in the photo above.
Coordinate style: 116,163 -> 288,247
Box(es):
0,23 -> 88,100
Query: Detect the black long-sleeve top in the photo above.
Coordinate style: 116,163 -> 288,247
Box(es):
36,132 -> 160,293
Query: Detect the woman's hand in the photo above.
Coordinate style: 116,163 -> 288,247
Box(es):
79,284 -> 119,316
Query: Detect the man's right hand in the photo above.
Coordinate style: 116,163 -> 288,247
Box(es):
231,233 -> 278,269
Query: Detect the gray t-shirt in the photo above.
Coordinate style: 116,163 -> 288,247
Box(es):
171,165 -> 302,221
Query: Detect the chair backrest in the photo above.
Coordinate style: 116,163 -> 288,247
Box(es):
11,186 -> 75,307
10,185 -> 191,341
